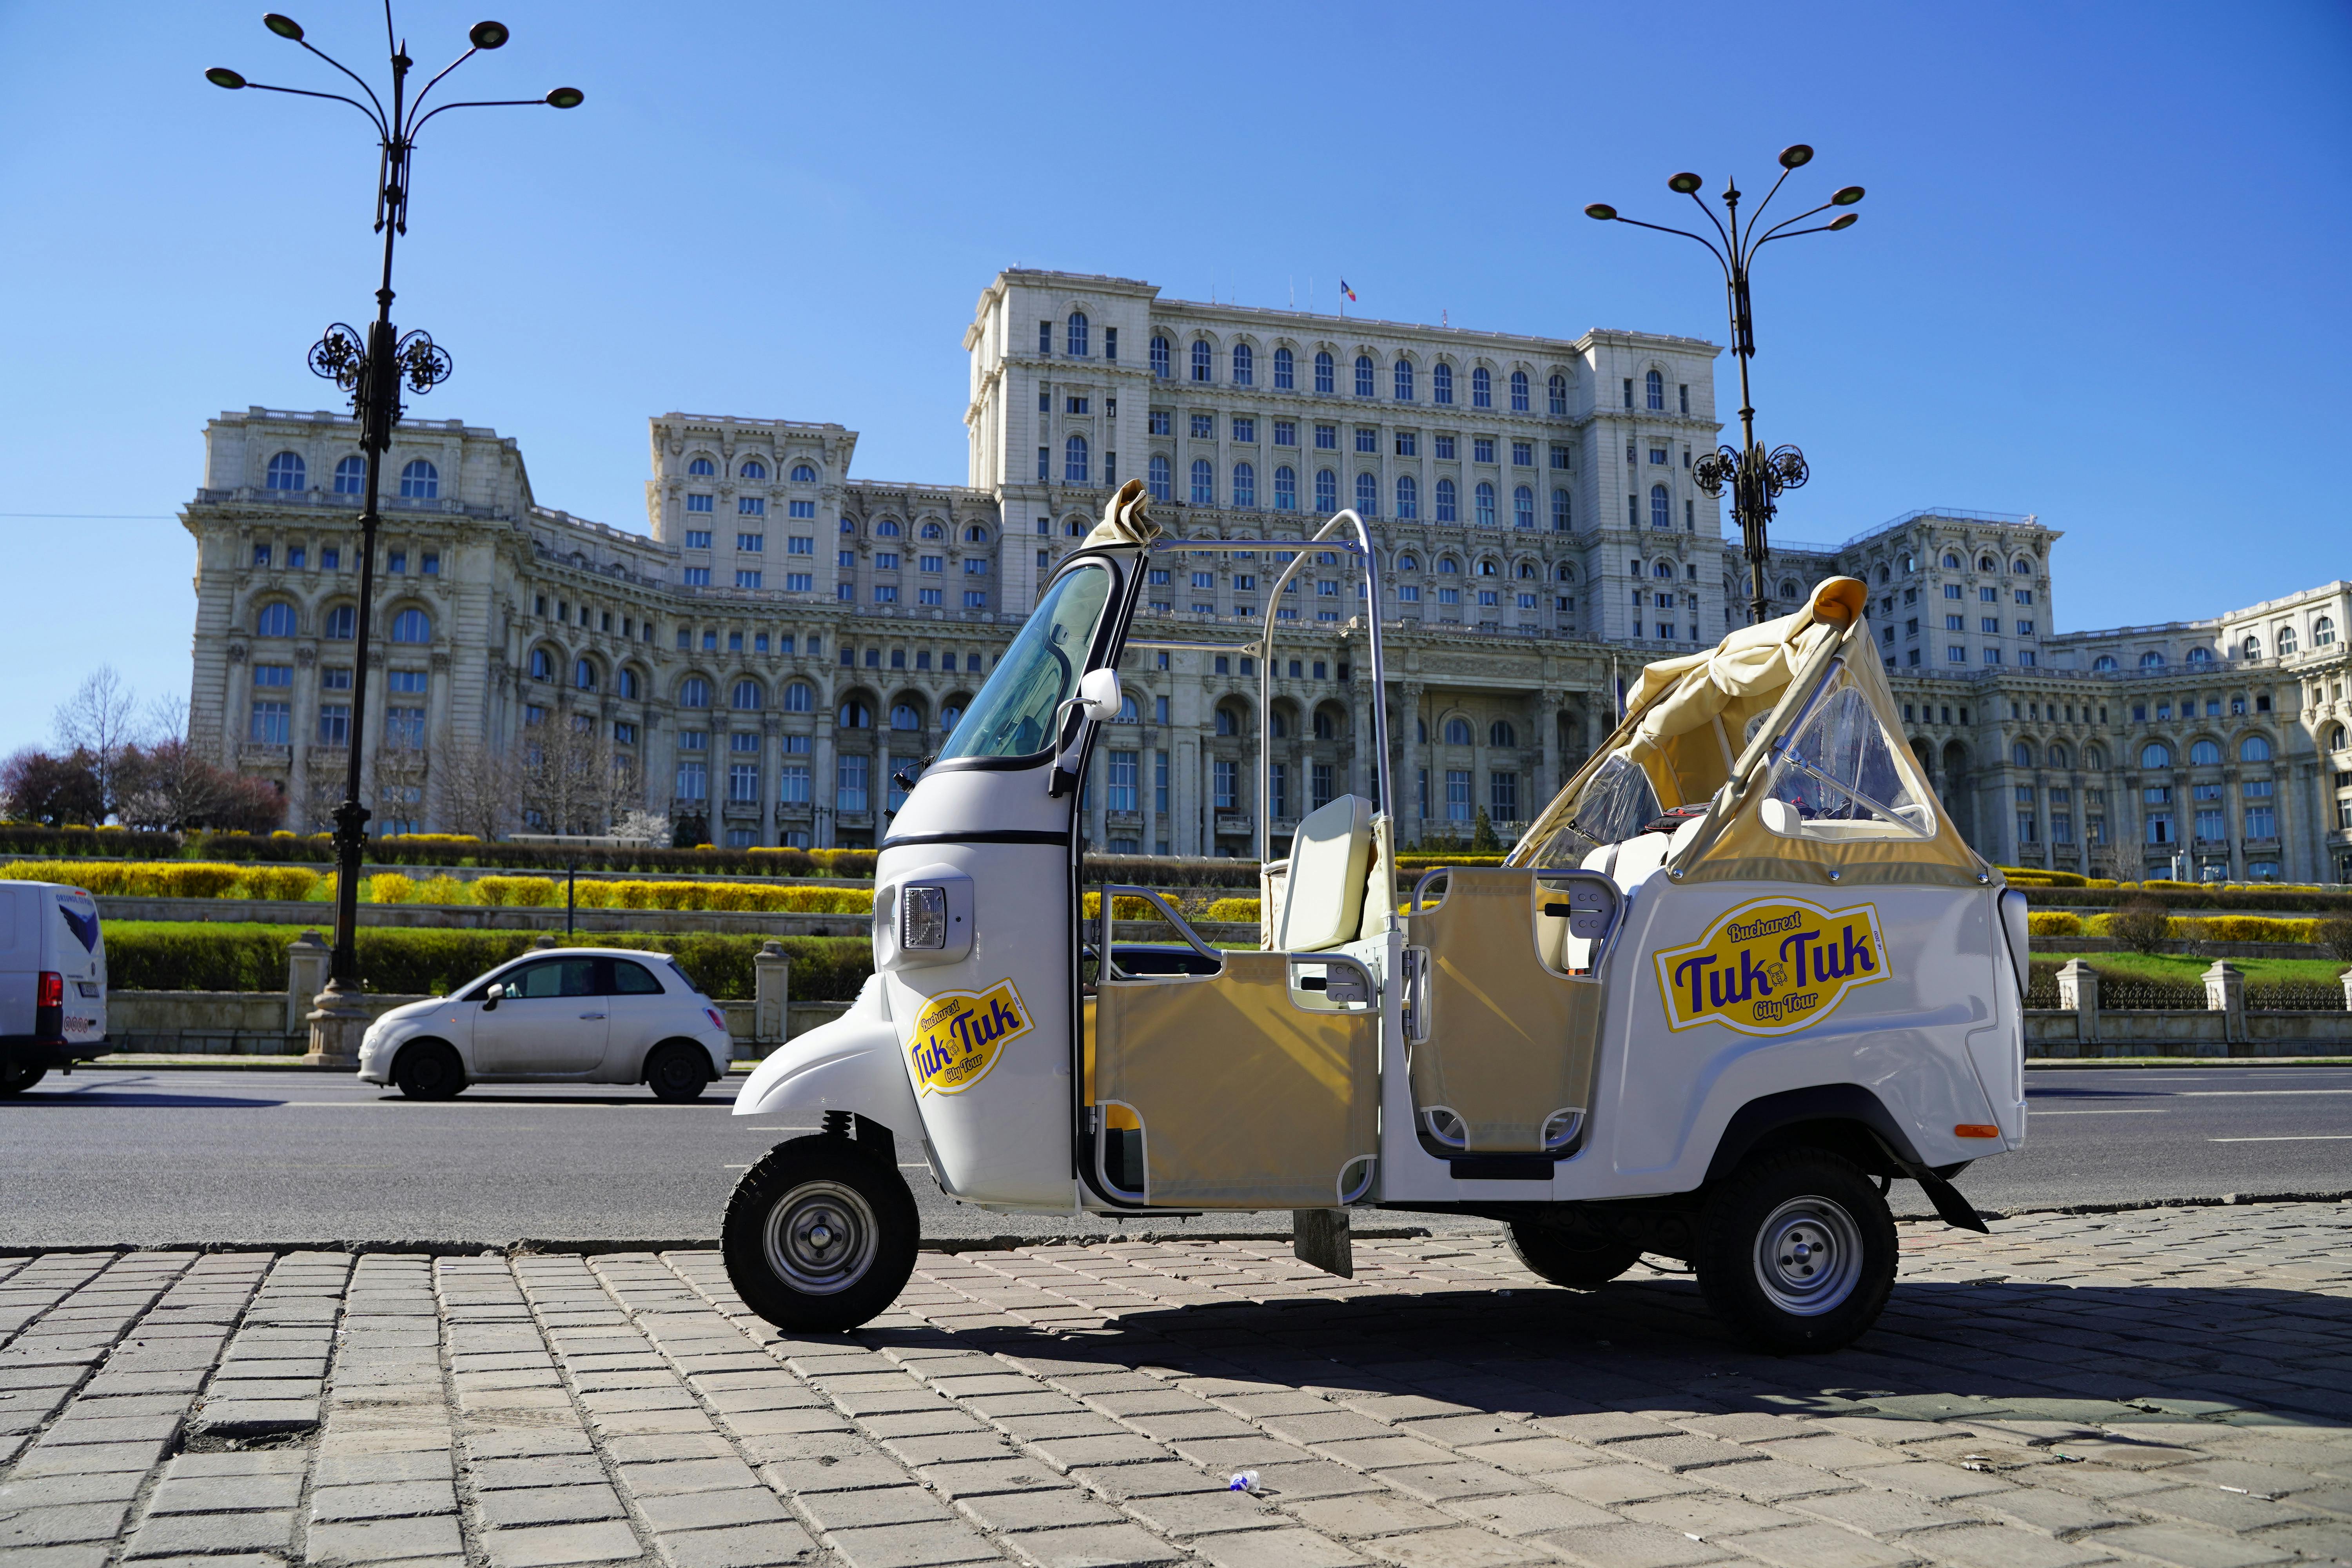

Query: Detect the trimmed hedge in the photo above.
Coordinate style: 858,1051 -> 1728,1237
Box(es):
100,922 -> 871,1001
0,825 -> 879,879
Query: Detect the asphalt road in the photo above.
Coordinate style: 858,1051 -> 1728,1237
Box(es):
1,1065 -> 2345,1249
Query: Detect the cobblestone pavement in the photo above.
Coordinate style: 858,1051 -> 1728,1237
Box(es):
3,1202 -> 2349,1568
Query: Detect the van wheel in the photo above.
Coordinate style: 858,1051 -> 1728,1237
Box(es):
724,1134 -> 918,1333
392,1042 -> 466,1100
645,1042 -> 711,1103
0,1062 -> 47,1096
1695,1149 -> 1896,1353
1506,1219 -> 1641,1288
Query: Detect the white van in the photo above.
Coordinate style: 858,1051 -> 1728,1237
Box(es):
0,881 -> 109,1095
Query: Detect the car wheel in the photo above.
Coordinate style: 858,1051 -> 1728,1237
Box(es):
1695,1148 -> 1896,1353
391,1041 -> 466,1101
723,1134 -> 918,1333
645,1042 -> 712,1103
1506,1218 -> 1642,1289
0,1062 -> 48,1096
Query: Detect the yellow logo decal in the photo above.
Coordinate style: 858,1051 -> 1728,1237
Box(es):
1653,898 -> 1888,1036
908,981 -> 1032,1095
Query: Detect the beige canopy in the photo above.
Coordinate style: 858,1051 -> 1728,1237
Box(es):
1511,578 -> 1994,889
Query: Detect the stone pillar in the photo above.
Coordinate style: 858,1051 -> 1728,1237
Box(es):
285,931 -> 330,1038
1399,681 -> 1424,845
2056,958 -> 2099,1050
753,940 -> 790,1045
2203,959 -> 2245,1051
1538,687 -> 1562,806
2340,966 -> 2352,1015
1140,728 -> 1158,855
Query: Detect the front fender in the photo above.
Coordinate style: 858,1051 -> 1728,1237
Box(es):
733,976 -> 924,1152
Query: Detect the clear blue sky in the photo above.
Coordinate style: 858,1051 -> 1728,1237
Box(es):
2,0 -> 2347,750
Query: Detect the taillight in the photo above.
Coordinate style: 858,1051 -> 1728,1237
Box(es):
37,972 -> 62,1009
35,971 -> 64,1039
706,1007 -> 727,1032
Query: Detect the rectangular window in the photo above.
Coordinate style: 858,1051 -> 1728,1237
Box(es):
1213,759 -> 1238,811
387,550 -> 406,573
1550,446 -> 1570,470
321,546 -> 339,570
837,754 -> 870,814
1149,409 -> 1171,436
421,551 -> 438,575
1037,447 -> 1049,481
1435,434 -> 1455,459
1154,751 -> 1169,815
682,568 -> 711,586
686,494 -> 713,513
2195,808 -> 2225,840
736,570 -> 763,589
684,530 -> 713,550
1103,327 -> 1116,361
917,588 -> 942,606
2246,805 -> 2277,838
1232,417 -> 1255,443
788,536 -> 814,555
1065,396 -> 1089,414
1355,427 -> 1377,454
920,555 -> 944,573
1191,413 -> 1214,439
1981,617 -> 2000,633
316,704 -> 349,745
787,499 -> 817,519
2016,620 -> 2034,637
1947,645 -> 1967,663
1273,421 -> 1296,446
963,590 -> 988,609
1314,424 -> 1337,450
1473,437 -> 1495,464
1308,761 -> 1332,813
1107,750 -> 1138,813
675,756 -> 708,801
1446,769 -> 1472,822
873,584 -> 897,603
1490,771 -> 1518,818
1984,647 -> 2002,664
1514,441 -> 1535,466
1394,430 -> 1417,457
728,762 -> 760,803
876,552 -> 899,570
786,573 -> 813,592
1944,584 -> 1962,599
2146,813 -> 2172,845
739,496 -> 765,515
777,762 -> 810,805
1980,586 -> 1998,602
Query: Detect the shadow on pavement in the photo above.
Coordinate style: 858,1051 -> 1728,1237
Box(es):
0,1089 -> 288,1109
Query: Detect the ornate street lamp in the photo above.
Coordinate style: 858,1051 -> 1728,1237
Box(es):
1586,145 -> 1862,626
208,9 -> 580,1053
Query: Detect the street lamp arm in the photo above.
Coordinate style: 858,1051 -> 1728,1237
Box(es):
409,96 -> 564,134
1603,214 -> 1731,279
291,36 -> 391,132
1748,198 -> 1843,255
1751,220 -> 1857,251
1678,189 -> 1736,261
228,78 -> 389,134
1742,161 -> 1800,241
403,46 -> 480,135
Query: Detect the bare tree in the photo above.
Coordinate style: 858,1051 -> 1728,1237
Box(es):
434,736 -> 520,842
519,715 -> 613,836
115,740 -> 232,829
53,666 -> 147,818
370,742 -> 433,837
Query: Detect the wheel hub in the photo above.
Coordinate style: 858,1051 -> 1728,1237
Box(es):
762,1180 -> 879,1296
1752,1196 -> 1864,1316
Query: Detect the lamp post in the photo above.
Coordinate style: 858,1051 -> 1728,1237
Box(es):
1585,146 -> 1862,628
207,9 -> 579,1057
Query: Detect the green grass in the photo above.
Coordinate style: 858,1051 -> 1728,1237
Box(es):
2034,950 -> 2350,985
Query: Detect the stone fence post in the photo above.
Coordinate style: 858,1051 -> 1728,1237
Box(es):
753,941 -> 791,1045
285,931 -> 330,1038
2342,968 -> 2352,1014
2203,960 -> 2245,1047
2056,958 -> 2099,1047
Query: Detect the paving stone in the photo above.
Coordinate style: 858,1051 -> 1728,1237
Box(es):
1357,1525 -> 1553,1568
1905,1523 -> 2117,1568
799,1488 -> 960,1531
618,1457 -> 763,1497
1718,1522 -> 1917,1567
637,1487 -> 795,1533
652,1521 -> 818,1568
997,1523 -> 1187,1567
148,1472 -> 307,1513
1782,1489 -> 1971,1536
307,1513 -> 468,1563
955,1489 -> 1126,1532
123,1510 -> 299,1558
922,1457 -> 1070,1499
477,1485 -> 628,1528
1194,1526 -> 1368,1568
473,1455 -> 610,1490
308,1479 -> 459,1521
1443,1491 -> 1623,1536
2083,1524 -> 2288,1567
482,1519 -> 646,1568
822,1519 -> 1004,1568
0,1503 -> 134,1548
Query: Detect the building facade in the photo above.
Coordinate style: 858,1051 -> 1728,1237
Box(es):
180,269 -> 2352,880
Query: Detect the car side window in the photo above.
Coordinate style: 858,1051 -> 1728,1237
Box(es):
610,960 -> 665,996
513,958 -> 597,999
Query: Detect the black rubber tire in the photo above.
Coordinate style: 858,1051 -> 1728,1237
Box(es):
1506,1219 -> 1642,1289
723,1134 -> 919,1334
646,1042 -> 712,1103
391,1040 -> 467,1100
1695,1148 -> 1896,1353
0,1062 -> 48,1096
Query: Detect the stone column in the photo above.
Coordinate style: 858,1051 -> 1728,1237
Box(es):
753,940 -> 790,1045
2056,958 -> 2099,1050
2203,959 -> 2245,1052
2339,966 -> 2352,1015
1399,681 -> 1424,844
1538,687 -> 1562,806
1140,726 -> 1158,854
285,931 -> 330,1040
813,716 -> 837,849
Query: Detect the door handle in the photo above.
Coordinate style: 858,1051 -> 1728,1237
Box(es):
579,1012 -> 607,1020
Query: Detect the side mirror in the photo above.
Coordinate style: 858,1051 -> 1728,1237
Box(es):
1077,667 -> 1121,722
480,987 -> 500,1011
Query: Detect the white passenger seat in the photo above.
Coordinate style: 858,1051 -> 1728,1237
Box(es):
1275,795 -> 1376,953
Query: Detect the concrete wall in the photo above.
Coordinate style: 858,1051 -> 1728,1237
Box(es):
97,896 -> 871,937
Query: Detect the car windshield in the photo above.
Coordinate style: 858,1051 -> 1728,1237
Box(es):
1520,753 -> 1661,866
935,563 -> 1112,760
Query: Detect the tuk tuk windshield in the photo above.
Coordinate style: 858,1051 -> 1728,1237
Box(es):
1521,753 -> 1660,866
936,563 -> 1113,760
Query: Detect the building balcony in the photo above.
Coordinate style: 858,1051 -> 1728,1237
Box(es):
1214,815 -> 1253,837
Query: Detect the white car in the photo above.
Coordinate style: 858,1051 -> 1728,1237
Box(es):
358,947 -> 734,1102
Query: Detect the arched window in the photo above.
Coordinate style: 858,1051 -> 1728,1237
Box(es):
1232,462 -> 1255,508
1315,469 -> 1337,512
1394,358 -> 1414,401
1190,459 -> 1214,506
733,679 -> 763,710
2188,646 -> 2213,665
530,648 -> 552,681
1779,580 -> 1800,598
875,519 -> 901,537
1556,563 -> 1574,582
1148,454 -> 1172,503
1490,720 -> 1517,747
617,668 -> 640,699
782,681 -> 813,713
1374,473 -> 1405,520
2243,635 -> 2262,661
891,703 -> 921,731
1355,472 -> 1377,516
739,459 -> 766,480
1443,717 -> 1474,745
2140,742 -> 2171,768
920,522 -> 944,540
1548,372 -> 1568,415
1274,345 -> 1294,389
1396,553 -> 1419,572
2092,655 -> 2118,671
2013,558 -> 2033,574
1650,485 -> 1671,530
1437,557 -> 1461,574
398,459 -> 438,499
1474,481 -> 1496,528
1942,553 -> 1962,569
1231,342 -> 1253,385
1117,695 -> 1138,724
2278,625 -> 2299,655
941,703 -> 964,733
2139,651 -> 2166,668
2084,745 -> 2106,771
1472,366 -> 1492,408
1270,710 -> 1290,739
791,463 -> 817,483
1353,355 -> 1374,397
1435,478 -> 1457,523
1314,709 -> 1337,740
1065,434 -> 1089,485
389,608 -> 429,643
1150,335 -> 1171,378
965,525 -> 988,544
1191,339 -> 1212,382
1510,369 -> 1530,412
688,457 -> 715,476
266,451 -> 306,490
2049,742 -> 2070,769
1644,369 -> 1663,410
1433,361 -> 1454,404
1066,311 -> 1088,356
1978,555 -> 1996,572
680,677 -> 710,709
323,605 -> 355,640
1313,351 -> 1334,394
2326,722 -> 2348,752
2240,735 -> 2272,761
1215,705 -> 1241,737
2012,742 -> 2034,768
1274,466 -> 1297,511
2190,740 -> 2221,766
254,601 -> 296,637
1657,561 -> 1677,579
575,658 -> 598,691
1513,485 -> 1534,530
1551,488 -> 1570,531
334,455 -> 367,494
2315,615 -> 2337,646
838,700 -> 871,728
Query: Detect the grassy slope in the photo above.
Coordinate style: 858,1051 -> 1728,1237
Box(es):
2033,950 -> 2349,985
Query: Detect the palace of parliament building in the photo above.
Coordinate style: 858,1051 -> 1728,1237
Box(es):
183,269 -> 2352,882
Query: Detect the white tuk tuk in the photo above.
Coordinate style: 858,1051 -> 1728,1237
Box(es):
727,480 -> 2027,1352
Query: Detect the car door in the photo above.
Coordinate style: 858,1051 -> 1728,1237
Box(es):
599,956 -> 677,1081
472,956 -> 609,1076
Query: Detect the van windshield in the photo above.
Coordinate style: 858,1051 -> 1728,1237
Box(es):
935,563 -> 1113,761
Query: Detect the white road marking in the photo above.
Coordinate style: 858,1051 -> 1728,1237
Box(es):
2030,1109 -> 2169,1115
2208,1134 -> 2352,1142
2176,1089 -> 2352,1097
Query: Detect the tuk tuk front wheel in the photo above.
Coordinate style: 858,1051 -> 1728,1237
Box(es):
1694,1149 -> 1895,1353
1506,1219 -> 1641,1289
724,1134 -> 918,1334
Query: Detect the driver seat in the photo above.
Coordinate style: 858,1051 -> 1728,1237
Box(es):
1276,795 -> 1376,952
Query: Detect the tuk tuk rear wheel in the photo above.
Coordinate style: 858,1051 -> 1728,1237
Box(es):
724,1134 -> 918,1333
1695,1149 -> 1895,1353
1506,1220 -> 1641,1289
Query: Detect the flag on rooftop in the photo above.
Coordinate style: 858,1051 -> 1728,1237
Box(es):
1340,280 -> 1357,302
